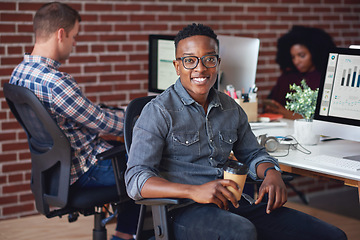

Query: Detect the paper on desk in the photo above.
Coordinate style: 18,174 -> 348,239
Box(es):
250,121 -> 288,130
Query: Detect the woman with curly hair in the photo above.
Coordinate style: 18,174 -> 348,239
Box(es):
264,26 -> 336,119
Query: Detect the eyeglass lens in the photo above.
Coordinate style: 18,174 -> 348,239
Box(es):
182,55 -> 218,69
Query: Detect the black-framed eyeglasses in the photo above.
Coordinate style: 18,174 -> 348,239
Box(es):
176,55 -> 219,70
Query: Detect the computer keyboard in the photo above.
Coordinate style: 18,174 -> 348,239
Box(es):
304,155 -> 360,172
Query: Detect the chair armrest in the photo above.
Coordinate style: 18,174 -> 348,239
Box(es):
246,173 -> 294,184
96,144 -> 127,198
96,145 -> 126,161
135,198 -> 182,206
135,198 -> 186,240
99,103 -> 125,112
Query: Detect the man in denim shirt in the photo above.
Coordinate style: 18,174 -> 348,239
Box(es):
125,24 -> 346,240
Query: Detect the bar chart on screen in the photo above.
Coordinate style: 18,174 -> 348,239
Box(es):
337,54 -> 360,87
340,66 -> 360,87
328,54 -> 360,119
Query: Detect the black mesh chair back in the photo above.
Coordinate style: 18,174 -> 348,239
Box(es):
4,83 -> 127,240
4,83 -> 71,215
124,95 -> 156,153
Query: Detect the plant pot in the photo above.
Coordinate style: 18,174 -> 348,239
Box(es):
294,119 -> 320,145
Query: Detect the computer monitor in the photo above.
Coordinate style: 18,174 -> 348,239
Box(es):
148,34 -> 177,94
217,35 -> 260,93
148,34 -> 260,95
313,47 -> 360,160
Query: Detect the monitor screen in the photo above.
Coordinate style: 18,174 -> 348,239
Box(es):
148,34 -> 260,95
314,47 -> 360,144
148,35 -> 177,94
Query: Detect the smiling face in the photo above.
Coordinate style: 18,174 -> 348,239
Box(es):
290,44 -> 316,73
173,35 -> 220,105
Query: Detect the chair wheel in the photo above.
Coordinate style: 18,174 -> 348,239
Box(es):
68,212 -> 79,222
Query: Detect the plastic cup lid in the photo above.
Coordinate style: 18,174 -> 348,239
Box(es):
223,160 -> 249,175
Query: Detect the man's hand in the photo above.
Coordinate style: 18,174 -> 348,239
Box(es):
141,177 -> 240,210
255,170 -> 287,214
189,179 -> 240,210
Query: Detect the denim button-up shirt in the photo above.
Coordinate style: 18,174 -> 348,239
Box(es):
125,79 -> 279,200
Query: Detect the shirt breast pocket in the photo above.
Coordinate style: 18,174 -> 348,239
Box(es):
219,130 -> 238,156
172,131 -> 200,157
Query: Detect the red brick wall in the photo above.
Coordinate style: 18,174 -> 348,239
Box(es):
1,0 -> 359,219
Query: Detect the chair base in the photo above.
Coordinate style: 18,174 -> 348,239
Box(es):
93,211 -> 107,240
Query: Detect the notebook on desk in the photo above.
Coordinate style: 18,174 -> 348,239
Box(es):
250,121 -> 287,130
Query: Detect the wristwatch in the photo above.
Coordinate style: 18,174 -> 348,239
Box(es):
264,165 -> 282,177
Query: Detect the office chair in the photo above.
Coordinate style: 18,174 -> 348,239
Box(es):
3,83 -> 128,240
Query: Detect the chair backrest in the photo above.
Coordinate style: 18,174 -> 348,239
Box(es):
125,96 -> 183,240
3,83 -> 71,215
124,95 -> 156,153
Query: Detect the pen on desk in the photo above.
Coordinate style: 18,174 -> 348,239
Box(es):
321,137 -> 342,142
248,84 -> 258,94
252,86 -> 258,93
248,85 -> 258,102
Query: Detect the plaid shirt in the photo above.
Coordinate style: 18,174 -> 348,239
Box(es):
10,54 -> 124,184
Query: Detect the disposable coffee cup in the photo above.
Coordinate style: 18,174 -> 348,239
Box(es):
223,160 -> 249,201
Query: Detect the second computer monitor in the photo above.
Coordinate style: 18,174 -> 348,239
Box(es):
314,47 -> 360,145
217,35 -> 260,93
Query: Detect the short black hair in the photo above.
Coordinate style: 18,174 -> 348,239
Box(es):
174,23 -> 219,52
276,25 -> 336,73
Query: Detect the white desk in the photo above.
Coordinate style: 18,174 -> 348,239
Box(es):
252,119 -> 360,201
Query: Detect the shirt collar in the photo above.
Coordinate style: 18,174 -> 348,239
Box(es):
24,53 -> 61,70
174,78 -> 195,106
173,78 -> 222,109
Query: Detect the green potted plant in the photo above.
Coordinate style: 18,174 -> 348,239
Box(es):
285,79 -> 318,121
285,80 -> 320,145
